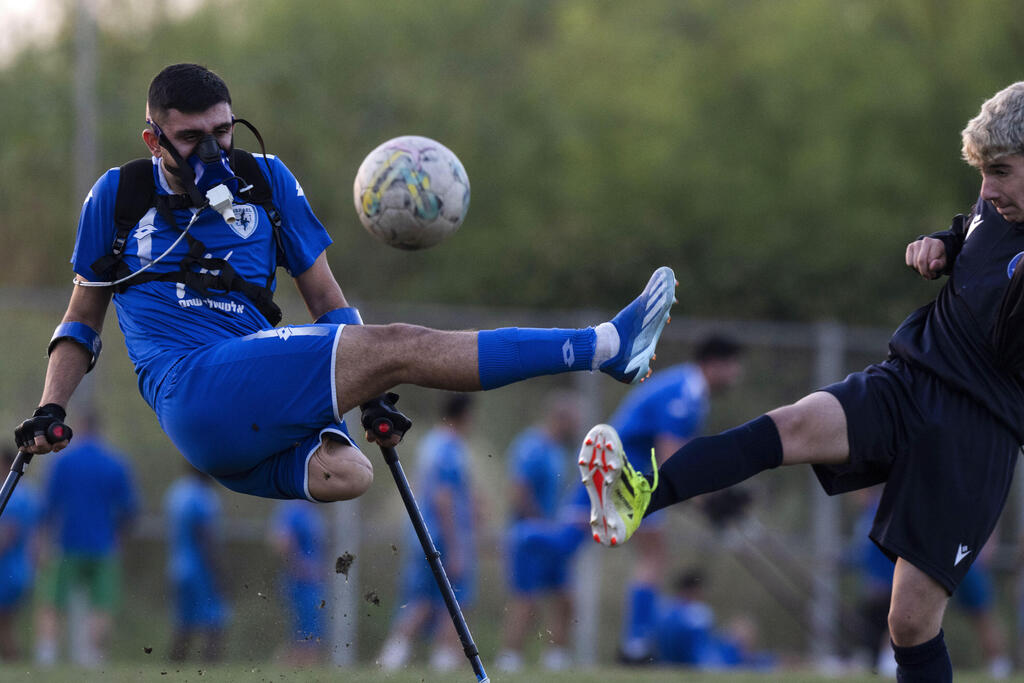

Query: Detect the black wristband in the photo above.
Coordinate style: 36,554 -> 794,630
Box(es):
34,404 -> 66,421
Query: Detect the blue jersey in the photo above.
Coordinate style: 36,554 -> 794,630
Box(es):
654,596 -> 716,665
611,363 -> 709,462
44,436 -> 139,555
507,427 -> 568,521
851,499 -> 894,595
410,426 -> 475,566
270,500 -> 326,583
890,198 -> 1024,440
71,155 -> 332,408
0,481 -> 41,603
164,476 -> 222,582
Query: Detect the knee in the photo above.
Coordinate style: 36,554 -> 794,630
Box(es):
766,392 -> 847,465
888,602 -> 937,647
307,439 -> 373,502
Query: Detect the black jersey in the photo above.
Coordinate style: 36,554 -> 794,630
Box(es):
889,197 -> 1024,442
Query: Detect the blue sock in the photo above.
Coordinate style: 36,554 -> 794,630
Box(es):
477,327 -> 596,390
646,415 -> 783,516
620,583 -> 657,658
892,630 -> 952,682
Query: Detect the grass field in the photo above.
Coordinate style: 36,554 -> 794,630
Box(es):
8,664 -> 1024,683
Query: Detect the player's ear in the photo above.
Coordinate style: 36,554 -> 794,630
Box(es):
142,128 -> 161,157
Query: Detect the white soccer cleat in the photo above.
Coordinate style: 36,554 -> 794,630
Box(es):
577,423 -> 656,547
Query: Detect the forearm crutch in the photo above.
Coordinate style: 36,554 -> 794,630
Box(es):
2,421 -> 70,518
0,451 -> 33,518
361,395 -> 489,682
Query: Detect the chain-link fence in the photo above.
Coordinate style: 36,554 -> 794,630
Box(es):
1,286 -> 1019,669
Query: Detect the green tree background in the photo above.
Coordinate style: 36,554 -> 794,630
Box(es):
4,0 -> 1024,669
4,0 -> 1023,325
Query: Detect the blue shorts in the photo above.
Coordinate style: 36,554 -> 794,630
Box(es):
506,521 -> 576,594
399,555 -> 475,608
954,564 -> 993,612
155,324 -> 357,500
814,358 -> 1018,593
173,574 -> 229,628
285,578 -> 324,642
0,577 -> 30,608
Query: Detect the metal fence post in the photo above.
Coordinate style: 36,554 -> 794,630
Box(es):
572,311 -> 604,667
808,321 -> 844,668
330,411 -> 362,666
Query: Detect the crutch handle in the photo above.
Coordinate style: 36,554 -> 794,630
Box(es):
46,422 -> 72,444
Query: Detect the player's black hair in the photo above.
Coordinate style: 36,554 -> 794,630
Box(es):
148,63 -> 231,119
673,568 -> 705,593
441,393 -> 473,422
694,334 -> 742,363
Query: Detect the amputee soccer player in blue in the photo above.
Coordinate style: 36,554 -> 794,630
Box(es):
268,499 -> 327,666
579,82 -> 1024,681
0,449 -> 41,661
604,335 -> 743,663
497,392 -> 586,672
36,416 -> 139,667
379,394 -> 477,672
14,62 -> 676,509
164,466 -> 229,663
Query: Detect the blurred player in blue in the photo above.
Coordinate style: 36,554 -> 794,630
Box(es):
654,568 -> 775,670
950,550 -> 1010,677
35,412 -> 139,667
847,487 -> 897,674
268,498 -> 326,666
14,60 -> 675,510
496,391 -> 586,672
0,448 -> 42,661
609,334 -> 743,663
379,393 -> 478,672
164,465 -> 229,662
851,488 -> 1010,677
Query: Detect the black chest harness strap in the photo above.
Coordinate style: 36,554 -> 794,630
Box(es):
89,149 -> 284,326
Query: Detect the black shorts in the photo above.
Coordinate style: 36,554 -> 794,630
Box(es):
813,358 -> 1018,593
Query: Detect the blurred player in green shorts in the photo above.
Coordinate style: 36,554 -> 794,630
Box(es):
34,414 -> 138,667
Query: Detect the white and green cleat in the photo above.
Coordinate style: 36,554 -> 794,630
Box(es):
577,423 -> 657,547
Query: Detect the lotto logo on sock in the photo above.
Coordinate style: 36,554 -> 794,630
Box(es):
562,338 -> 575,367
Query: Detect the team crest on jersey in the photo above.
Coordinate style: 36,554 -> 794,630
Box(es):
230,204 -> 259,239
1008,251 -> 1024,279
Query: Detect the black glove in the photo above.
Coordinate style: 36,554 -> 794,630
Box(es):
14,404 -> 73,450
359,392 -> 413,441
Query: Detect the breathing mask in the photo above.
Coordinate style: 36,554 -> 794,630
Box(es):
148,119 -> 237,224
190,134 -> 239,195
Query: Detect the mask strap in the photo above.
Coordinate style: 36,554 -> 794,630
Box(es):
148,119 -> 207,207
233,117 -> 275,188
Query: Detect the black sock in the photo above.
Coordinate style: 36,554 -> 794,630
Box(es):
892,630 -> 952,683
645,415 -> 783,515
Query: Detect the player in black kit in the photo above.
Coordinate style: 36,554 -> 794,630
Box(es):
580,82 -> 1024,681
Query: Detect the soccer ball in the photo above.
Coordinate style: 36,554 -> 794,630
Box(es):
353,135 -> 470,250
